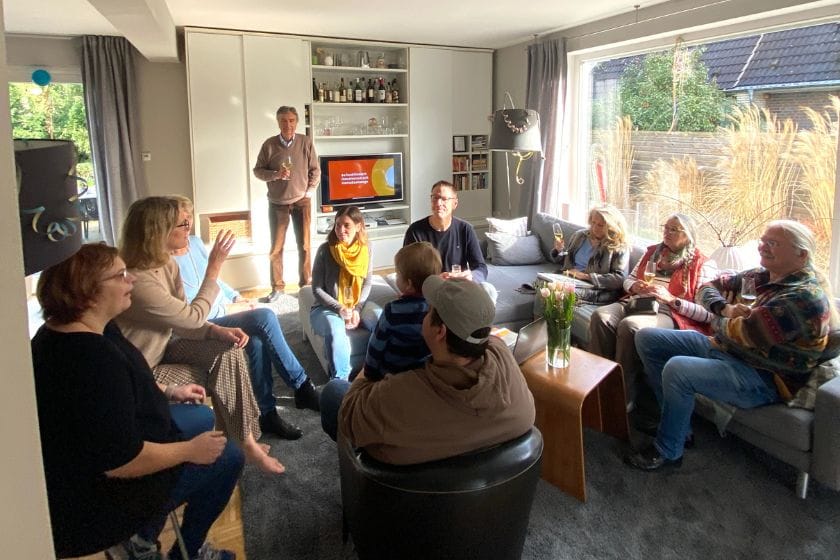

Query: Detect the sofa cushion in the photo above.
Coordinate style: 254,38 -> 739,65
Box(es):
486,233 -> 545,266
487,216 -> 528,236
531,213 -> 583,261
731,404 -> 814,452
485,263 -> 549,329
789,356 -> 840,410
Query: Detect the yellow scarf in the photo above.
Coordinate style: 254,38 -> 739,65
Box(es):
329,240 -> 369,308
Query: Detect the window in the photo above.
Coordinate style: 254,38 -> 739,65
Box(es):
570,20 -> 840,272
9,81 -> 100,242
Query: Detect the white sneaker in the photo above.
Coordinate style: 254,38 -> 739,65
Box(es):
104,534 -> 166,560
195,543 -> 235,560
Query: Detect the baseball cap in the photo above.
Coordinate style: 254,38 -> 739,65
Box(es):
422,276 -> 495,343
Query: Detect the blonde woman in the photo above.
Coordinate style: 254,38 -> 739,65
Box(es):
117,197 -> 284,475
554,205 -> 630,304
310,206 -> 373,380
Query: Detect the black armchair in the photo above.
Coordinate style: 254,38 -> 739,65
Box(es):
338,427 -> 543,560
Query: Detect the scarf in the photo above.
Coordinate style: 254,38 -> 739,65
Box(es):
329,240 -> 369,308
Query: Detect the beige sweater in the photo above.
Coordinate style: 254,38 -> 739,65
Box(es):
339,337 -> 536,465
253,134 -> 320,205
116,259 -> 219,368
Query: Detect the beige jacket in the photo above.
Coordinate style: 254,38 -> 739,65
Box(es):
116,259 -> 219,368
339,336 -> 536,465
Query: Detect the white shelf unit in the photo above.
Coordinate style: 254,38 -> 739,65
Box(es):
452,134 -> 490,192
309,40 -> 411,256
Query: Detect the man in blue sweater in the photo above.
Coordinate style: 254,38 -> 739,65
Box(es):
403,180 -> 496,301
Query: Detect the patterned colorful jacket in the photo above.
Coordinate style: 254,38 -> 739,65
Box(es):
697,267 -> 832,386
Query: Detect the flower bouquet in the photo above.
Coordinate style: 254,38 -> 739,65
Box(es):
540,279 -> 576,368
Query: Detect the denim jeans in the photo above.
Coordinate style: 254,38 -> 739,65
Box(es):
212,307 -> 307,415
635,328 -> 779,460
320,379 -> 351,441
138,403 -> 244,560
310,305 -> 353,379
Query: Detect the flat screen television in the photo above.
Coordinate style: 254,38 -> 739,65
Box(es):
319,152 -> 404,208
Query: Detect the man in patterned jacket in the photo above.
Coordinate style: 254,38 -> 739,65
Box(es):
627,220 -> 836,471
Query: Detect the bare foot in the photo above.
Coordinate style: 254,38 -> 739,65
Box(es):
243,440 -> 285,475
259,442 -> 271,454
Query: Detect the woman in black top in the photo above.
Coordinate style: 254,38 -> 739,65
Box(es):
32,244 -> 242,560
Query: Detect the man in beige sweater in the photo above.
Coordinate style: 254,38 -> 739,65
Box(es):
340,276 -> 535,465
253,106 -> 320,302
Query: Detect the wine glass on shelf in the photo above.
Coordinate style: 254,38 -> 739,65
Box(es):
740,276 -> 757,307
643,260 -> 657,284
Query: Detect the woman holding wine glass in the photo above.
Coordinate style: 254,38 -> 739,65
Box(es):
552,205 -> 631,305
310,206 -> 374,379
589,213 -> 718,414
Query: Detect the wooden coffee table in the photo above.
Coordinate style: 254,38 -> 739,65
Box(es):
519,347 -> 629,502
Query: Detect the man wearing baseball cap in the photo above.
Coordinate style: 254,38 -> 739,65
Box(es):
339,277 -> 535,465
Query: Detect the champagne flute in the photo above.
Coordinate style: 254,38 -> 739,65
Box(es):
740,276 -> 757,307
552,223 -> 566,255
643,259 -> 657,284
341,285 -> 354,323
280,155 -> 293,180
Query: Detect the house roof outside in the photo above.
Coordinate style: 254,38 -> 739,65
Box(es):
593,22 -> 840,91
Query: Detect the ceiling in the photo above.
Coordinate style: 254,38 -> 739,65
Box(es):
2,0 -> 670,60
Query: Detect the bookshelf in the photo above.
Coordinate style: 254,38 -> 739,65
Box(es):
452,134 -> 490,192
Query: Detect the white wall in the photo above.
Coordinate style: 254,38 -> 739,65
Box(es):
0,4 -> 57,556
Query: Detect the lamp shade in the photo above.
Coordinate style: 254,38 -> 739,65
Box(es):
488,108 -> 542,153
15,139 -> 83,275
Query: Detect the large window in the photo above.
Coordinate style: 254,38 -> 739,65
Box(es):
572,21 -> 839,271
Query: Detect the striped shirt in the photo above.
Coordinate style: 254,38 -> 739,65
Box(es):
364,295 -> 430,381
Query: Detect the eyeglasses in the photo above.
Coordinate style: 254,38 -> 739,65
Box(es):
430,195 -> 456,203
661,224 -> 685,234
100,268 -> 129,283
175,220 -> 192,230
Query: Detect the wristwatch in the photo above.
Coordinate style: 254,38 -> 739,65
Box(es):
671,299 -> 681,310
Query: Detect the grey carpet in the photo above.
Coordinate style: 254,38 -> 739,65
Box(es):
241,294 -> 840,559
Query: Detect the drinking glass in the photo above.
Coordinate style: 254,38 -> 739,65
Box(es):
281,156 -> 293,179
740,276 -> 757,307
643,259 -> 657,284
451,265 -> 462,274
552,223 -> 566,255
340,286 -> 354,322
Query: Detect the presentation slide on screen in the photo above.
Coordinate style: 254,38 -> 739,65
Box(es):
328,158 -> 396,199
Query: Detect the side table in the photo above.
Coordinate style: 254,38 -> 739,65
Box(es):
519,346 -> 629,501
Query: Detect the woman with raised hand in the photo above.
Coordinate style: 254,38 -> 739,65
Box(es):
32,243 -> 241,560
553,205 -> 630,304
117,196 -> 284,475
310,206 -> 374,379
589,213 -> 717,413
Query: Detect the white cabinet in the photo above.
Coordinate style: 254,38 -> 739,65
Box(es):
409,47 -> 493,223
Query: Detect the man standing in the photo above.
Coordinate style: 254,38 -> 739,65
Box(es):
627,221 -> 836,471
404,180 -> 495,299
339,276 -> 535,464
253,106 -> 320,303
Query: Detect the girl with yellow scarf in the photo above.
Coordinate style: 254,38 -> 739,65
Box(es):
310,206 -> 373,379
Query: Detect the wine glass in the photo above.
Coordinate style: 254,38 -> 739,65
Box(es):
340,286 -> 354,322
280,156 -> 293,179
552,223 -> 566,255
740,276 -> 757,307
643,259 -> 657,284
451,264 -> 462,274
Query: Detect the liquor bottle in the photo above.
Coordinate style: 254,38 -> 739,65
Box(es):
339,78 -> 347,103
377,77 -> 386,103
367,78 -> 375,103
390,79 -> 399,103
354,78 -> 364,103
312,77 -> 318,101
318,81 -> 325,103
333,82 -> 340,103
326,86 -> 334,103
385,82 -> 393,104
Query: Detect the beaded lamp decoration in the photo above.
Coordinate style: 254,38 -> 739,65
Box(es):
488,93 -> 542,187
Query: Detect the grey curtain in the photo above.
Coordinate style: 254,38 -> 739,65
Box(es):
521,38 -> 566,221
81,35 -> 145,245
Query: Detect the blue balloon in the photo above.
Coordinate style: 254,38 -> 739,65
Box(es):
32,69 -> 51,86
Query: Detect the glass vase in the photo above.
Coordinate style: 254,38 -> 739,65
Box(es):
545,320 -> 571,369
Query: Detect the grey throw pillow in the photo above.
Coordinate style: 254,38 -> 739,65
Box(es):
788,357 -> 840,410
486,233 -> 545,265
487,216 -> 528,236
532,212 -> 580,261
